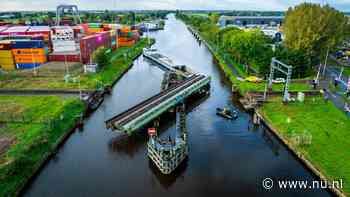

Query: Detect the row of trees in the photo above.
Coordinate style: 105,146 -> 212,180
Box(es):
81,11 -> 169,24
284,3 -> 350,67
178,3 -> 350,78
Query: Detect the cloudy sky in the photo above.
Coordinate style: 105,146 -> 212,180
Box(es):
1,0 -> 350,12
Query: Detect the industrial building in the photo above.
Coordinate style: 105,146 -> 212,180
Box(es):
218,15 -> 284,28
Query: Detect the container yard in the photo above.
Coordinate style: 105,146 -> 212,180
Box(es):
0,22 -> 141,71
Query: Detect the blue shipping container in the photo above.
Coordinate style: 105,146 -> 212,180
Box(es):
11,40 -> 45,49
16,63 -> 41,69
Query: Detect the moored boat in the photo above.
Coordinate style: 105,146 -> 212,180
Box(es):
216,107 -> 238,120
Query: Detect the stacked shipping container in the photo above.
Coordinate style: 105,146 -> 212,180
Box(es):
0,26 -> 29,36
0,41 -> 15,70
51,26 -> 76,52
26,26 -> 51,42
118,27 -> 135,47
48,52 -> 80,62
88,23 -> 103,34
0,23 -> 138,66
11,40 -> 46,69
80,31 -> 113,64
0,26 -> 9,33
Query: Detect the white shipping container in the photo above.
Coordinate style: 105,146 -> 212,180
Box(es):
52,40 -> 76,46
51,35 -> 74,41
51,26 -> 74,41
53,46 -> 77,52
28,26 -> 51,32
52,40 -> 77,52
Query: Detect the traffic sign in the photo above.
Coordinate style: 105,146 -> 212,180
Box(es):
148,128 -> 157,136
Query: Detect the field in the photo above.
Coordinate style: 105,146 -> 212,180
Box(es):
0,38 -> 153,91
259,97 -> 350,195
0,96 -> 85,197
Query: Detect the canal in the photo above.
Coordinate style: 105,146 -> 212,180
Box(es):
23,15 -> 330,197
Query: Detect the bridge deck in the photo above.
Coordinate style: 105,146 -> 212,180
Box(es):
105,74 -> 207,131
143,52 -> 192,78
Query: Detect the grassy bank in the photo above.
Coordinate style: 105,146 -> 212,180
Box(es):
259,97 -> 350,195
212,47 -> 311,95
184,23 -> 312,94
0,96 -> 85,197
0,38 -> 154,91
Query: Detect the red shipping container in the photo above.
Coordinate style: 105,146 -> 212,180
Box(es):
80,35 -> 98,64
0,26 -> 29,36
26,31 -> 50,41
48,53 -> 81,62
103,27 -> 111,31
0,41 -> 11,50
31,34 -> 45,40
80,32 -> 113,64
80,24 -> 89,34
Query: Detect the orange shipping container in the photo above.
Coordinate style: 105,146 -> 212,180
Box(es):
118,37 -> 133,42
118,40 -> 135,47
12,48 -> 46,56
120,26 -> 131,33
14,55 -> 47,63
88,28 -> 103,34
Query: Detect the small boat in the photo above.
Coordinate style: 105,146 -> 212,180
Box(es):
216,108 -> 238,120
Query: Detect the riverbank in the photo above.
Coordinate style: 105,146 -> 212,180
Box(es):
0,96 -> 85,197
182,19 -> 349,196
185,25 -> 312,95
0,38 -> 155,197
0,38 -> 154,91
258,97 -> 349,196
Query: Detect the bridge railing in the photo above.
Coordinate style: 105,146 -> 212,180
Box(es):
105,75 -> 198,129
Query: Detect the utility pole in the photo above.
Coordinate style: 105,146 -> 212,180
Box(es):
338,67 -> 344,80
322,46 -> 330,76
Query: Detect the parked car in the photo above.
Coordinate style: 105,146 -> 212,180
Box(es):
272,78 -> 286,84
245,76 -> 263,83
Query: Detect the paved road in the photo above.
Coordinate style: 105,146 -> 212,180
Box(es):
321,66 -> 350,116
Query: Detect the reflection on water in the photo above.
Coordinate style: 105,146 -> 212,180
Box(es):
262,128 -> 281,156
148,158 -> 188,189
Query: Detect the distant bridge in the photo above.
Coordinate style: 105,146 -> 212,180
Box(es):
105,74 -> 210,134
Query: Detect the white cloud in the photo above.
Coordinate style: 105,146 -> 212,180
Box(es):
0,0 -> 349,11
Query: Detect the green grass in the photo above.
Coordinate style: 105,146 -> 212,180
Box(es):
0,38 -> 153,91
344,67 -> 350,77
189,13 -> 209,17
213,49 -> 312,94
259,97 -> 350,195
0,96 -> 85,197
85,38 -> 155,87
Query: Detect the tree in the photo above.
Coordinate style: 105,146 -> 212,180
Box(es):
208,12 -> 220,24
284,3 -> 350,66
275,46 -> 310,78
93,47 -> 110,69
